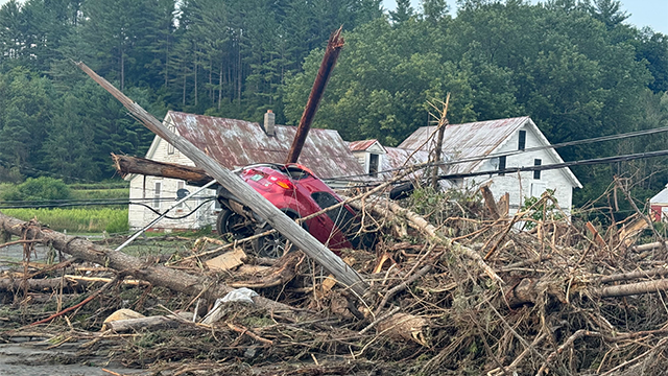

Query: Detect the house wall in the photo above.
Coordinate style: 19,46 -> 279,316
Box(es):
351,143 -> 385,176
128,133 -> 218,230
464,124 -> 576,214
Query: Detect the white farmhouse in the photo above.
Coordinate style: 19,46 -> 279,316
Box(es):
395,117 -> 582,213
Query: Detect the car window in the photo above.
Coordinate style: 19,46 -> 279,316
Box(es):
311,192 -> 359,238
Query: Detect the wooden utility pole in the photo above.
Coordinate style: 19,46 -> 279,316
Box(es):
285,27 -> 344,164
76,62 -> 368,297
431,93 -> 450,189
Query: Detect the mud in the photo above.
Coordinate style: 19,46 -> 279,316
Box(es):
0,339 -> 140,376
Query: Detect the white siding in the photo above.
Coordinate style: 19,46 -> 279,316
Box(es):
128,125 -> 218,230
465,124 -> 576,214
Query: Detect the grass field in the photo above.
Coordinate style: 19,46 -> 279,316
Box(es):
1,207 -> 129,234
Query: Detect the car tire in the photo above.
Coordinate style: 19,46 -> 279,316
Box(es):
216,209 -> 254,239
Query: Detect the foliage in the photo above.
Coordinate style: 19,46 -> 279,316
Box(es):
0,177 -> 72,202
1,207 -> 128,233
0,0 -> 665,207
520,189 -> 563,229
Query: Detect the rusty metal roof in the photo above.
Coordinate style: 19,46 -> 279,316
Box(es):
349,139 -> 380,152
166,111 -> 367,180
398,117 -> 531,174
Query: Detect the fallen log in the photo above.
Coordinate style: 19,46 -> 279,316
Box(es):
632,241 -> 668,252
77,62 -> 368,298
112,153 -> 213,187
0,212 -> 300,317
0,277 -> 89,293
506,276 -> 668,306
104,314 -> 186,333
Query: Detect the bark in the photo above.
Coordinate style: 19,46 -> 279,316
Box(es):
104,315 -> 184,332
76,62 -> 368,298
0,277 -> 89,293
112,154 -> 212,187
0,212 -> 299,316
481,185 -> 500,220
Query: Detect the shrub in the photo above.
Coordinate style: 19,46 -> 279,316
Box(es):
1,177 -> 72,202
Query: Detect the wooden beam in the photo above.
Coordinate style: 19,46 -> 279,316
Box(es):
75,62 -> 368,297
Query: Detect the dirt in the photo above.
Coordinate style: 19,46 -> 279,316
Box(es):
0,339 -> 140,376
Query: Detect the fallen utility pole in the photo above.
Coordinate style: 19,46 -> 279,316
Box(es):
285,27 -> 344,164
75,62 -> 368,297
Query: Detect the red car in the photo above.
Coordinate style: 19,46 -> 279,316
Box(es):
215,163 -> 374,258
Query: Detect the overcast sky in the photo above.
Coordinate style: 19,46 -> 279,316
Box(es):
0,0 -> 665,35
383,0 -> 668,35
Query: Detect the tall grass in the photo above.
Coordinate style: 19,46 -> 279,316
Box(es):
1,208 -> 129,234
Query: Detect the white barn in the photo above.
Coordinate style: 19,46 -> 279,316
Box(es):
395,117 -> 582,213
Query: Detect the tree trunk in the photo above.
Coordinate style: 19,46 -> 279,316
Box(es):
0,212 -> 300,316
112,154 -> 212,186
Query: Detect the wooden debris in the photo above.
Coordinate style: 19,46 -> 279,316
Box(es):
205,248 -> 246,272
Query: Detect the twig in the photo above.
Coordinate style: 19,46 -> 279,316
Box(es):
27,275 -> 121,327
374,265 -> 432,316
359,306 -> 401,335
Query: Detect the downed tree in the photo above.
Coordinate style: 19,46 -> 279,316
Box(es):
0,212 -> 300,317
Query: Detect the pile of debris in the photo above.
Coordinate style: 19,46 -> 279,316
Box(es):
2,180 -> 668,376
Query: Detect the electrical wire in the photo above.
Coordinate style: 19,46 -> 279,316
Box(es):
324,124 -> 668,181
0,198 -> 216,220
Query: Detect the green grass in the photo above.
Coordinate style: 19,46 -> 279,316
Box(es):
1,207 -> 129,234
70,188 -> 129,202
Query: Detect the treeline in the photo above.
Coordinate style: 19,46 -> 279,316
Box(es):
0,0 -> 667,205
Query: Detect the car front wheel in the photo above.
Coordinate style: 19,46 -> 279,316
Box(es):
216,209 -> 254,239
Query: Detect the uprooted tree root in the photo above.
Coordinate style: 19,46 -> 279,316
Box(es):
3,184 -> 668,375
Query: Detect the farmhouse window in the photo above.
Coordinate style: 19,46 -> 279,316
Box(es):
498,156 -> 506,176
518,130 -> 526,150
369,154 -> 379,177
154,181 -> 162,209
533,159 -> 542,179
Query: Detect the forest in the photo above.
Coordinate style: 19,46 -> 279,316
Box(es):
0,0 -> 667,206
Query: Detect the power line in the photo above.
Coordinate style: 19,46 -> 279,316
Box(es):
385,149 -> 668,198
0,199 -> 216,220
326,125 -> 668,181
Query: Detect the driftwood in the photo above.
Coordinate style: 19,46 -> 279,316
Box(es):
76,62 -> 368,298
356,196 -> 502,283
0,212 -> 301,317
0,277 -> 89,293
104,314 -> 186,333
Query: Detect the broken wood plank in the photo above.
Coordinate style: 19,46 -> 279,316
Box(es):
585,221 -> 606,248
76,61 -> 368,297
205,248 -> 246,272
480,185 -> 500,220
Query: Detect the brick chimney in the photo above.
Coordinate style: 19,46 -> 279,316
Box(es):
264,109 -> 275,136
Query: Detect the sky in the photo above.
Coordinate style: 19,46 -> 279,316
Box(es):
382,0 -> 668,35
0,0 -> 665,35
